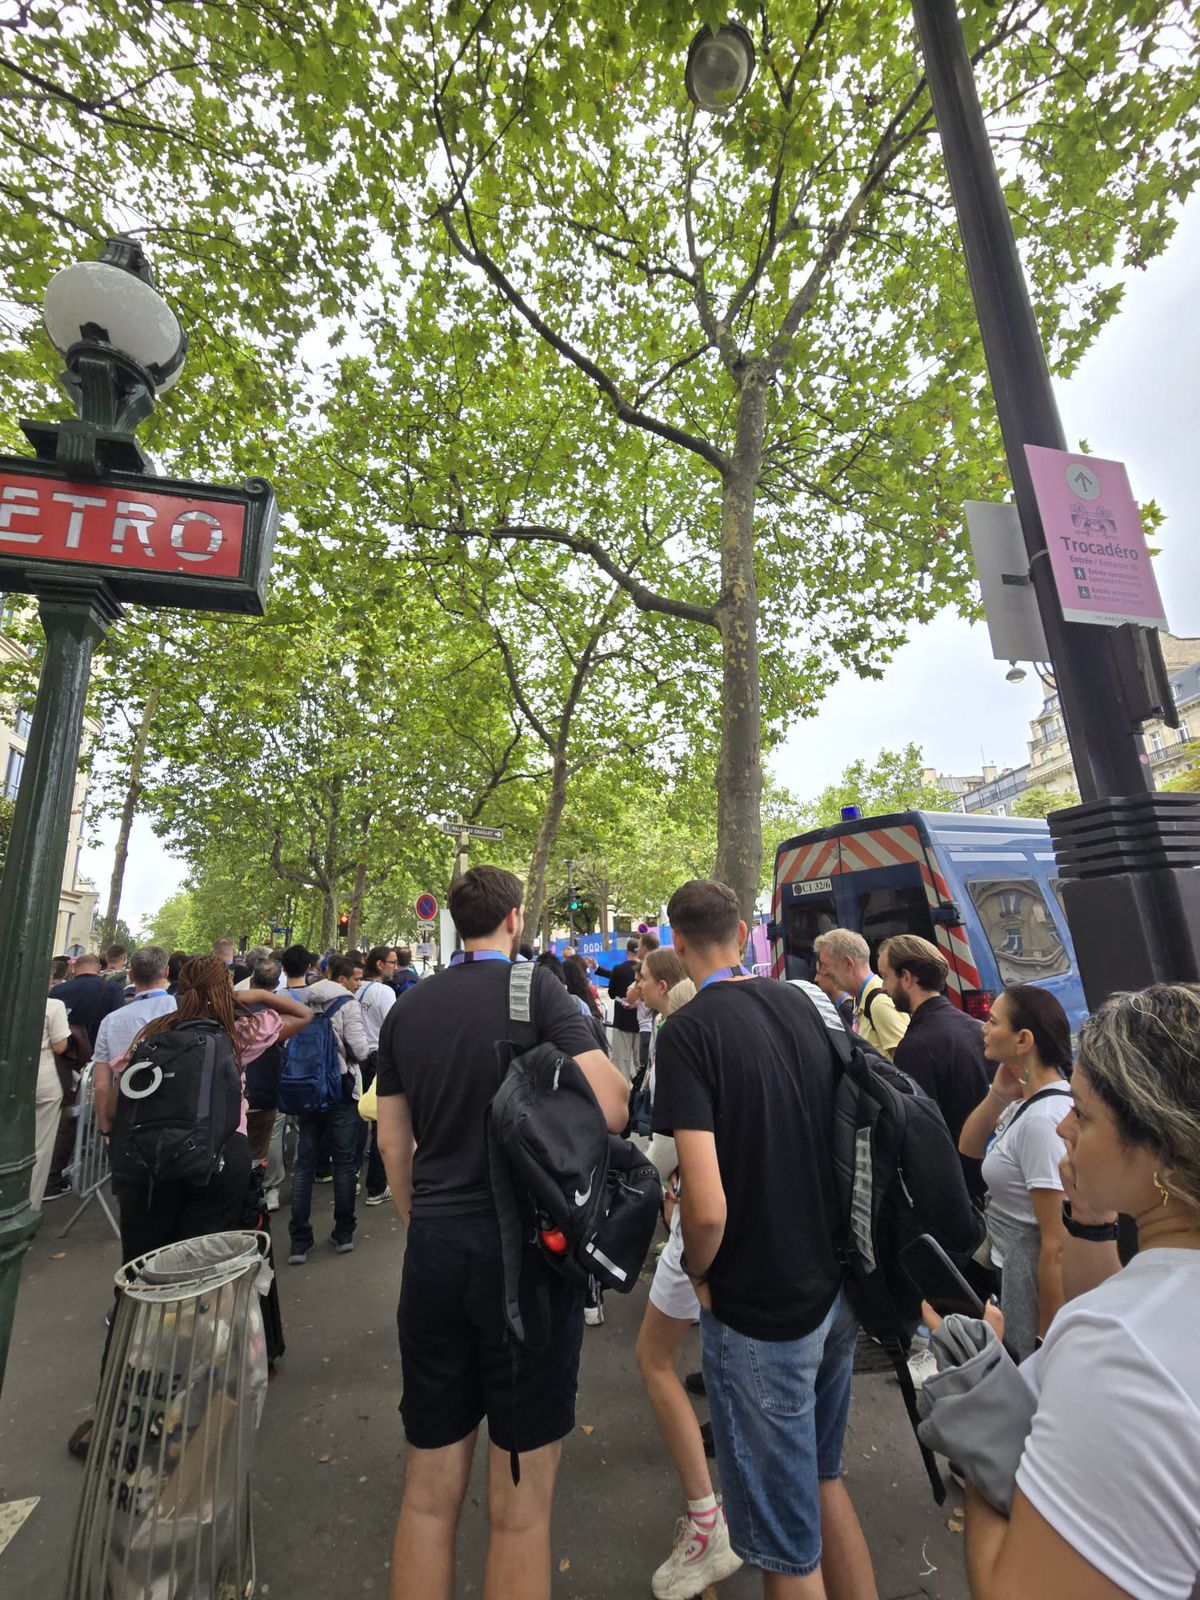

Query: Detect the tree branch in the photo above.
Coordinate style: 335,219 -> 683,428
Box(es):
436,204 -> 729,475
449,523 -> 717,627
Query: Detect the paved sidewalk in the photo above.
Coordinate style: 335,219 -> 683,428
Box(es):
1,1187 -> 970,1598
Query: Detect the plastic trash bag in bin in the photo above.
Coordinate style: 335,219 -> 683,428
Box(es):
67,1231 -> 272,1600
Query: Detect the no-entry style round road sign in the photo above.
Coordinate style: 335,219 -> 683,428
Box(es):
415,892 -> 439,923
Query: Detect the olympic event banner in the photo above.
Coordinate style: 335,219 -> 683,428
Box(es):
1024,446 -> 1169,630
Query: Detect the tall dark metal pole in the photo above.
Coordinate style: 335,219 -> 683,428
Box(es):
0,578 -> 121,1392
911,0 -> 1149,802
911,0 -> 1200,1004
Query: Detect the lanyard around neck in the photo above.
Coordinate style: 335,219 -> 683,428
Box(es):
698,965 -> 752,992
451,949 -> 511,965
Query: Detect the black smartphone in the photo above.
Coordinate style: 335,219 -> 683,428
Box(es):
898,1233 -> 986,1320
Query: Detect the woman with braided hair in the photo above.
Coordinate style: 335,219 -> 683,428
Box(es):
102,955 -> 311,1264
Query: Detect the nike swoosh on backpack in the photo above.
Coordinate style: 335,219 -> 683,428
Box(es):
574,1169 -> 595,1207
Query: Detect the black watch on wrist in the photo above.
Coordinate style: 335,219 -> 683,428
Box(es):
1062,1200 -> 1119,1241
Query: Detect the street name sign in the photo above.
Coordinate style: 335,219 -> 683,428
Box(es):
0,456 -> 276,613
1024,447 -> 1168,631
437,821 -> 505,841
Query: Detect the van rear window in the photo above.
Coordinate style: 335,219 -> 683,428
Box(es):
967,878 -> 1070,984
784,896 -> 838,978
854,885 -> 935,965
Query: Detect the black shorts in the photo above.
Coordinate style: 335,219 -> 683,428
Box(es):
397,1215 -> 583,1454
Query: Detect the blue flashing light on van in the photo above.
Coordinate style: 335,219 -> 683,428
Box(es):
768,810 -> 1087,1032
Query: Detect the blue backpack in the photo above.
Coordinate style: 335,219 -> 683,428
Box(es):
277,994 -> 352,1114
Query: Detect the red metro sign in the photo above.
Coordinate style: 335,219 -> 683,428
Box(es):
0,459 -> 276,613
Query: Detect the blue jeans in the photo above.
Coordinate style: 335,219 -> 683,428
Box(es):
289,1102 -> 360,1249
700,1288 -> 859,1577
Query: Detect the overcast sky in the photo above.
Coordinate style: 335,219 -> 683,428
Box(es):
89,197 -> 1200,933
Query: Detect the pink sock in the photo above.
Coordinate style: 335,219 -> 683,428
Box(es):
687,1494 -> 718,1527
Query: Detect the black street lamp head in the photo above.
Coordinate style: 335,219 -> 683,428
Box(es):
26,235 -> 188,476
685,22 -> 756,113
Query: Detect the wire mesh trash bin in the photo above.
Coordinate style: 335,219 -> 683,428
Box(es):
67,1231 -> 272,1600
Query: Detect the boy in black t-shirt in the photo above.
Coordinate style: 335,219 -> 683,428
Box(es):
653,879 -> 878,1598
375,865 -> 627,1600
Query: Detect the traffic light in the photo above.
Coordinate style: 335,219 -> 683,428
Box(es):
337,912 -> 350,939
569,892 -> 581,911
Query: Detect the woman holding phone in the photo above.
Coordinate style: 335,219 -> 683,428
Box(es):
930,982 -> 1200,1600
958,984 -> 1073,1357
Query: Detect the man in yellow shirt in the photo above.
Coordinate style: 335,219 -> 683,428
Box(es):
813,929 -> 908,1059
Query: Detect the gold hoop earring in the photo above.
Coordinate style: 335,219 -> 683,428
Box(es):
1153,1171 -> 1172,1208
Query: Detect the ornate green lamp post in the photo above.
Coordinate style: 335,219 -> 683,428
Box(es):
0,237 -> 275,1391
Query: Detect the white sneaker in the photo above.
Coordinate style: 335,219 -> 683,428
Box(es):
365,1186 -> 391,1207
583,1304 -> 604,1327
264,1188 -> 280,1213
652,1509 -> 742,1600
907,1345 -> 940,1391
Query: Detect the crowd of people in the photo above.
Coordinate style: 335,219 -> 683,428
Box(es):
29,876 -> 1200,1600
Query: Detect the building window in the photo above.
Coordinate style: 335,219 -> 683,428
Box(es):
1150,730 -> 1165,756
1180,721 -> 1191,743
13,708 -> 32,740
3,747 -> 23,799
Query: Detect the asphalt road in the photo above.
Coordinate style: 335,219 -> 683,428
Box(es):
0,1180 -> 970,1599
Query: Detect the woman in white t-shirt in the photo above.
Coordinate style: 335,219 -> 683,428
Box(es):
959,984 -> 1073,1357
30,996 -> 71,1210
956,981 -> 1200,1600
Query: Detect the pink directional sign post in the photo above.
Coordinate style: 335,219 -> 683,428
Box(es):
1024,445 -> 1169,629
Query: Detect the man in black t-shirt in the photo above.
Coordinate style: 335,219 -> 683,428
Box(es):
653,878 -> 877,1597
606,937 -> 641,1080
375,865 -> 627,1600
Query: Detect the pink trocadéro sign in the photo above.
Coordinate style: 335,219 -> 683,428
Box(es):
1024,445 -> 1169,630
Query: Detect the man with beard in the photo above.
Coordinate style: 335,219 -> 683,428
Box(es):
877,933 -> 990,1197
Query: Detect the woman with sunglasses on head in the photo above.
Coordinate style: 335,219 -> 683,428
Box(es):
958,984 -> 1073,1359
941,983 -> 1200,1600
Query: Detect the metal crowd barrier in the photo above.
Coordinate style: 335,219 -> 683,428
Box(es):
60,1063 -> 120,1240
66,1231 -> 272,1600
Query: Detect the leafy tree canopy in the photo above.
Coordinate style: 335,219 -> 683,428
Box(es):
798,744 -> 956,830
1011,784 -> 1081,817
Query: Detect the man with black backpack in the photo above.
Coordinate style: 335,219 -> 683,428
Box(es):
374,865 -> 628,1600
283,951 -> 372,1264
813,928 -> 908,1060
653,879 -> 879,1600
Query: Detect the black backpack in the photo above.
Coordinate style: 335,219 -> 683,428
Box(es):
487,964 -> 661,1344
110,1019 -> 243,1191
813,988 -> 985,1504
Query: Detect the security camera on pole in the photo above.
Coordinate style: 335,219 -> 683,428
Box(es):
0,235 -> 277,1391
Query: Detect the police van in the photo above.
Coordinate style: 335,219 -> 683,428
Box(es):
768,810 -> 1087,1030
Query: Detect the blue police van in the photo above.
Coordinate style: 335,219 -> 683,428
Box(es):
768,810 -> 1087,1030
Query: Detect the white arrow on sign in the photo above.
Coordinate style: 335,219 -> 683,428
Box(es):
437,820 -> 505,841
